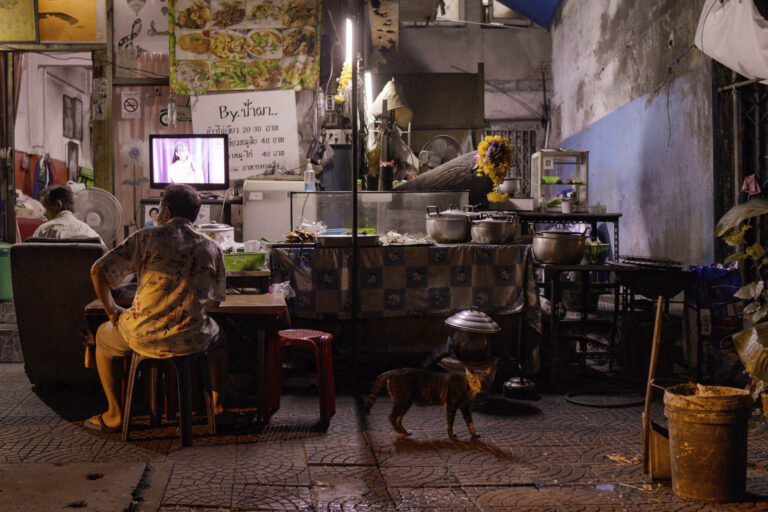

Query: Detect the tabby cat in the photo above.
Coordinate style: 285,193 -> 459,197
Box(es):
365,366 -> 491,440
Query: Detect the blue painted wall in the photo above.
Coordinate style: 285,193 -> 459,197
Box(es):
560,65 -> 714,266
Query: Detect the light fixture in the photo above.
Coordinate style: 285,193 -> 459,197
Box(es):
345,18 -> 353,63
371,79 -> 412,127
364,72 -> 373,112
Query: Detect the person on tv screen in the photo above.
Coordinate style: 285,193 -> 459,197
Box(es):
168,141 -> 204,184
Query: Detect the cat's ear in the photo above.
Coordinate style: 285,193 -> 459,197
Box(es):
483,367 -> 491,376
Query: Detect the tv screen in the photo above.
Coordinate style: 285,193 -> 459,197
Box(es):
149,134 -> 229,191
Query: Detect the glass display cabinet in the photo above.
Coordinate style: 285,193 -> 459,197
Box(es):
289,191 -> 469,236
530,149 -> 589,212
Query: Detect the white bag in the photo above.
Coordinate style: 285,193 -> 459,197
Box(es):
695,0 -> 768,80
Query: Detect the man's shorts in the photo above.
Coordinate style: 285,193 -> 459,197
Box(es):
95,321 -> 132,358
95,321 -> 223,358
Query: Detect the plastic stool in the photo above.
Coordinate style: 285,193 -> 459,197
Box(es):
262,329 -> 336,429
122,351 -> 216,446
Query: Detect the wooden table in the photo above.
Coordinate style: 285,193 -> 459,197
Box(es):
84,293 -> 290,417
226,270 -> 271,293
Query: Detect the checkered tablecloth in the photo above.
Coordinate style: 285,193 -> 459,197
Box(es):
270,244 -> 541,329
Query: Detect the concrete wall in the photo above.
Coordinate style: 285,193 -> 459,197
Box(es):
551,0 -> 714,265
382,1 -> 552,124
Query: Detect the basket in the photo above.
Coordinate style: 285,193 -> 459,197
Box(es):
583,243 -> 609,264
224,252 -> 266,271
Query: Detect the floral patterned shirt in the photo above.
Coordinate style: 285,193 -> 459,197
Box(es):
94,217 -> 226,358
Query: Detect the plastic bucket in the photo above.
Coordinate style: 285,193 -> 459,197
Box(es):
0,242 -> 11,301
664,383 -> 752,502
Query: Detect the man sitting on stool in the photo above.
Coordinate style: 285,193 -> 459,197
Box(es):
33,185 -> 103,244
86,184 -> 229,432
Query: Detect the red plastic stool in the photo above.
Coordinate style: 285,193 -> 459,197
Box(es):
262,329 -> 335,429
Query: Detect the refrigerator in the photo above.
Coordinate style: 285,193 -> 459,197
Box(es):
242,180 -> 312,243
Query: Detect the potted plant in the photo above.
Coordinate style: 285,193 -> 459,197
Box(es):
715,198 -> 768,382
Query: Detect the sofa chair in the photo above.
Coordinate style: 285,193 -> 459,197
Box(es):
10,239 -> 106,385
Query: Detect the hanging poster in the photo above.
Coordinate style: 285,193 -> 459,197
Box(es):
37,0 -> 105,42
0,0 -> 38,43
169,0 -> 320,95
115,0 -> 170,54
191,90 -> 301,179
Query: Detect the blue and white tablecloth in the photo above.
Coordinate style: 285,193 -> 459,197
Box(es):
270,244 -> 540,329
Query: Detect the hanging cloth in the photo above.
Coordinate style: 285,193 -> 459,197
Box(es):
695,0 -> 768,80
32,157 -> 48,199
741,173 -> 762,198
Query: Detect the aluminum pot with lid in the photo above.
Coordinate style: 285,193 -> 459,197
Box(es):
470,214 -> 518,244
531,229 -> 585,264
444,307 -> 500,362
425,205 -> 470,243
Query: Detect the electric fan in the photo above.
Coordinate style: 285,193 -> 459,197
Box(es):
73,188 -> 124,245
418,135 -> 462,172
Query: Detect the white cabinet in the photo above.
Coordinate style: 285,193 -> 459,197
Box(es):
530,149 -> 589,212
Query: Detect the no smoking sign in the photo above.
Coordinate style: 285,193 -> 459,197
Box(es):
121,91 -> 141,119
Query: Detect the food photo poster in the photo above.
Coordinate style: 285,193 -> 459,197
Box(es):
169,0 -> 320,94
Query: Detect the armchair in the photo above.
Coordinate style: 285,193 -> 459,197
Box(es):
10,240 -> 106,385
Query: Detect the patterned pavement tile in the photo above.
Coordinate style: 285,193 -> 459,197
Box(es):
235,440 -> 311,486
162,446 -> 237,508
441,446 -> 533,486
312,466 -> 392,511
303,433 -> 376,466
231,484 -> 313,510
387,486 -> 481,511
162,483 -> 234,509
463,485 -> 560,511
379,464 -> 460,488
366,434 -> 450,467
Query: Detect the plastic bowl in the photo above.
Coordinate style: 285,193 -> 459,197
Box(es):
542,176 -> 559,184
224,252 -> 266,271
584,243 -> 609,264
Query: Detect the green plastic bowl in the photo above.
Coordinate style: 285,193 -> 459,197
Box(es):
224,252 -> 266,272
542,175 -> 559,184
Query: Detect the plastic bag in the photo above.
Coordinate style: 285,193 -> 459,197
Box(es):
269,281 -> 296,299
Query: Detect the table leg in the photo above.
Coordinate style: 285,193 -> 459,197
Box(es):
549,271 -> 560,391
257,327 -> 266,421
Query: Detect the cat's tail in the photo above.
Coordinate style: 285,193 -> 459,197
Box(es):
364,371 -> 393,414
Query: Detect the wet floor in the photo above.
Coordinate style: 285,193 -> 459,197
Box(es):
1,362 -> 768,511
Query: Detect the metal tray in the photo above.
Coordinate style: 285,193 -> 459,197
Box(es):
316,234 -> 380,247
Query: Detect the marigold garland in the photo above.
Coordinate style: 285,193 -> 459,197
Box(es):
334,62 -> 352,104
475,135 -> 514,203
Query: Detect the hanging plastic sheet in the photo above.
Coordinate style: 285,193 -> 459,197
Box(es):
695,0 -> 768,80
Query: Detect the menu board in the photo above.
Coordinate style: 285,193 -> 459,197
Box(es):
192,90 -> 301,179
169,0 -> 320,95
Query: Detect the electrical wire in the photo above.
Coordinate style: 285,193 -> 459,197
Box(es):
424,18 -> 547,31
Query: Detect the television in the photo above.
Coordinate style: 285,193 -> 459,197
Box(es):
149,134 -> 229,191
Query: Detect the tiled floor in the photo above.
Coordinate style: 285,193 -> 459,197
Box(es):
1,362 -> 768,511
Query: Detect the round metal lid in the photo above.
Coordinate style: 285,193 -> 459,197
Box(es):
445,308 -> 501,334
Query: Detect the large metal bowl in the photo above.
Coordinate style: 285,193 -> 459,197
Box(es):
532,230 -> 585,264
425,206 -> 470,243
470,215 -> 518,244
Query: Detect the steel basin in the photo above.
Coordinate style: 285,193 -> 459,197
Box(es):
532,230 -> 585,264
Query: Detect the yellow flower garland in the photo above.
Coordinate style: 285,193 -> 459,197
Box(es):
334,62 -> 352,104
475,135 -> 514,203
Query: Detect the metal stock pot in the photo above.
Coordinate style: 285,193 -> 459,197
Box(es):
425,206 -> 471,243
531,229 -> 585,264
470,214 -> 518,244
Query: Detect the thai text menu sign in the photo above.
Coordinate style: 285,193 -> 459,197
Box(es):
192,90 -> 300,179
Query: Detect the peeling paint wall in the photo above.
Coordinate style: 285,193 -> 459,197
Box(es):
552,0 -> 714,265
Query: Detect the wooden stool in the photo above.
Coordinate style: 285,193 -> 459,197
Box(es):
262,329 -> 336,429
122,351 -> 216,446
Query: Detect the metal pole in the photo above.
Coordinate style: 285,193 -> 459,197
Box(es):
3,53 -> 16,243
350,4 -> 360,362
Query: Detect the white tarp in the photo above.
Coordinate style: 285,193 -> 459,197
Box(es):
695,0 -> 768,79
